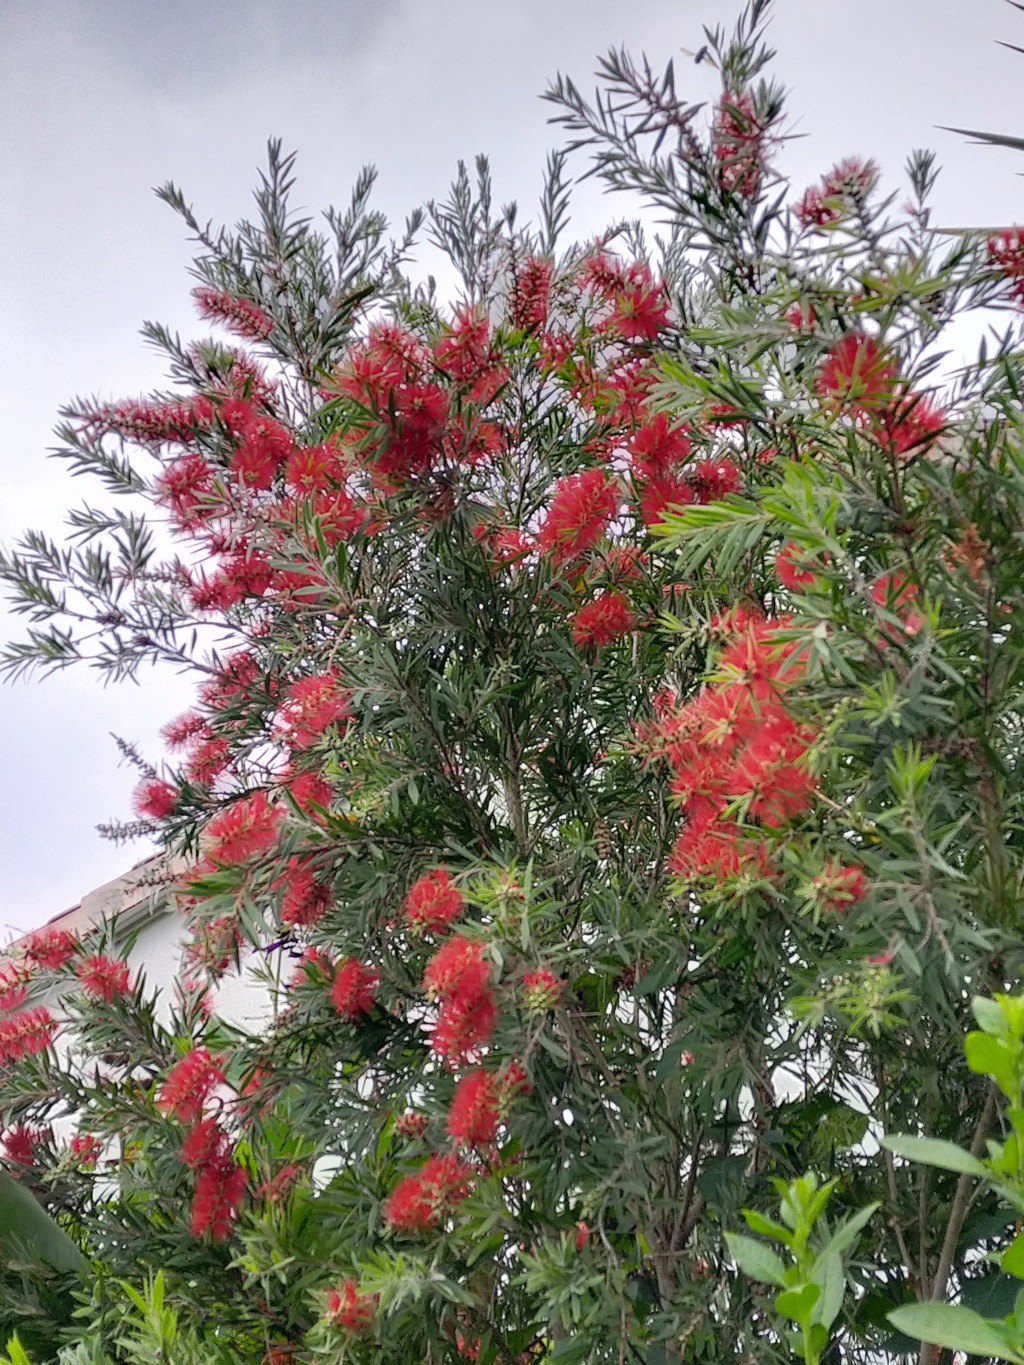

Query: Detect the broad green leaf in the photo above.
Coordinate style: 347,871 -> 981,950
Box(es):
724,1233 -> 786,1286
965,1031 -> 1019,1098
814,1250 -> 845,1329
0,1171 -> 88,1275
742,1209 -> 791,1243
974,996 -> 1009,1036
888,1302 -> 1022,1361
1004,1234 -> 1024,1279
776,1282 -> 820,1326
882,1135 -> 988,1176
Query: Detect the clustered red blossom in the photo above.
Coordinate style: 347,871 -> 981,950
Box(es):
383,1151 -> 476,1234
0,1005 -> 55,1064
403,868 -> 465,936
871,570 -> 925,640
323,1279 -> 378,1335
520,968 -> 562,1014
988,229 -> 1024,306
155,1048 -> 226,1123
636,611 -> 816,881
2,1123 -> 48,1166
571,590 -> 634,650
713,91 -> 772,197
581,254 -> 671,341
76,953 -> 132,1003
537,469 -> 619,562
331,958 -> 379,1021
811,860 -> 869,913
277,672 -> 351,749
69,1133 -> 102,1167
447,1069 -> 501,1147
192,286 -> 274,341
815,334 -> 947,456
132,777 -> 179,819
774,542 -> 819,592
795,157 -> 878,229
206,791 -> 282,866
20,926 -> 80,972
278,857 -> 332,928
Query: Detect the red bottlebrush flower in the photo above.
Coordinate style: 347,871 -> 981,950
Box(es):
324,1279 -> 377,1335
76,953 -> 131,1003
785,302 -> 816,332
423,935 -> 490,1004
447,1069 -> 501,1146
193,286 -> 273,341
395,1110 -> 429,1140
185,734 -> 231,786
871,570 -> 925,638
509,258 -> 553,331
278,860 -> 331,928
638,471 -> 694,528
383,1153 -> 474,1234
686,457 -> 742,503
278,672 -> 351,750
331,958 -> 378,1021
537,469 -> 619,563
571,590 -> 634,650
816,334 -> 899,414
232,415 -> 294,489
574,1221 -> 590,1252
520,968 -> 562,1014
180,1117 -> 230,1171
713,91 -> 769,196
434,309 -> 495,385
190,1155 -> 247,1241
157,454 -> 217,527
0,1006 -> 55,1063
499,1059 -> 531,1102
872,394 -> 947,456
3,1124 -> 46,1167
161,710 -> 206,750
431,991 -> 497,1062
256,1162 -> 303,1204
795,185 -> 840,230
989,228 -> 1024,304
285,768 -> 334,816
206,791 -> 282,865
284,441 -> 345,492
775,542 -> 818,591
383,1173 -> 436,1234
605,269 -> 671,342
69,1133 -> 102,1167
403,869 -> 465,936
155,1048 -> 226,1123
628,414 -> 692,478
132,777 -> 179,819
812,861 -> 869,913
21,927 -> 79,971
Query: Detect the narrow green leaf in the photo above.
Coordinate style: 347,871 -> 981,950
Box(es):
881,1135 -> 988,1176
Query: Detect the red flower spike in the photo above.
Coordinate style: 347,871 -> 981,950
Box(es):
403,869 -> 465,936
383,1152 -> 475,1234
21,927 -> 79,971
628,414 -> 692,479
132,778 -> 179,820
447,1070 -> 501,1147
812,861 -> 869,913
190,1155 -> 247,1241
278,673 -> 351,750
278,860 -> 331,928
430,991 -> 497,1063
206,792 -> 282,865
331,958 -> 378,1021
69,1133 -> 102,1167
324,1279 -> 377,1335
537,469 -> 619,563
422,936 -> 490,1004
509,258 -> 553,331
193,286 -> 273,341
181,1117 -> 230,1171
816,334 -> 899,415
520,968 -> 562,1014
775,542 -> 818,592
871,571 -> 925,638
0,1006 -> 55,1063
76,954 -> 132,1004
3,1124 -> 47,1167
571,591 -> 634,650
155,1048 -> 226,1123
395,1111 -> 429,1140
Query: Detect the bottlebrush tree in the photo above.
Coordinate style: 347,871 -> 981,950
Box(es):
4,3 -> 1024,1362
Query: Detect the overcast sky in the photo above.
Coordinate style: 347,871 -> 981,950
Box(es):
1,0 -> 1021,935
